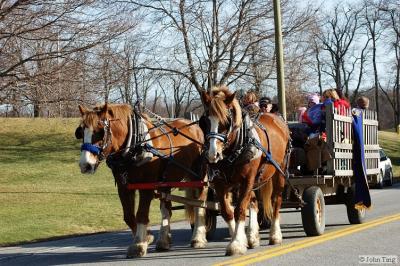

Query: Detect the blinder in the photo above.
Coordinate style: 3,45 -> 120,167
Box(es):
199,115 -> 210,135
75,126 -> 83,139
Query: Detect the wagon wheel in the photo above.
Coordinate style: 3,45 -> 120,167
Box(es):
301,186 -> 325,236
345,185 -> 366,224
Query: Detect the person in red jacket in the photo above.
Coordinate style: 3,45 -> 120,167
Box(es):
322,88 -> 350,116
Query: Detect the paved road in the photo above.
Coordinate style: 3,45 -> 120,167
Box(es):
1,183 -> 400,266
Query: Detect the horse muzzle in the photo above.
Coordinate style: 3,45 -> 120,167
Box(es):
79,161 -> 99,174
206,150 -> 223,164
79,149 -> 100,174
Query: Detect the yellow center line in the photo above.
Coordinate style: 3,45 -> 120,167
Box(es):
214,213 -> 400,266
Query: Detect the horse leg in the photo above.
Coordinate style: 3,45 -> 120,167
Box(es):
190,187 -> 208,248
226,182 -> 254,256
127,190 -> 153,258
214,182 -> 235,237
269,173 -> 285,245
156,198 -> 172,251
117,184 -> 137,237
247,191 -> 260,249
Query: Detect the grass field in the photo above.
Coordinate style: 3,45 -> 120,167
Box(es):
0,118 -> 186,246
0,118 -> 398,246
378,130 -> 400,179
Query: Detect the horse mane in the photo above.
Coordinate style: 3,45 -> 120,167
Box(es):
209,86 -> 242,128
84,104 -> 132,128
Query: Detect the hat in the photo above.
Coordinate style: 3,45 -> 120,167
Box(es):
259,97 -> 271,107
307,93 -> 320,105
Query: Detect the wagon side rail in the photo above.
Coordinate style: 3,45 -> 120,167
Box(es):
325,103 -> 379,177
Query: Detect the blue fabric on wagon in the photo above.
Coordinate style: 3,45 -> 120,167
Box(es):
352,109 -> 371,209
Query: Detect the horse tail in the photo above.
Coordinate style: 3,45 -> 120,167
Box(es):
260,179 -> 273,220
184,188 -> 195,224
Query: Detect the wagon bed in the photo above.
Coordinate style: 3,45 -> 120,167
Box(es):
284,103 -> 379,236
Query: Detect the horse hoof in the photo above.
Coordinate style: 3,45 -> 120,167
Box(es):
191,239 -> 207,249
225,241 -> 247,256
269,238 -> 282,245
248,235 -> 260,249
155,240 -> 171,251
126,243 -> 148,258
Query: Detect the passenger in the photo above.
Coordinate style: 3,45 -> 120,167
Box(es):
297,107 -> 307,123
356,96 -> 369,110
301,93 -> 323,136
307,93 -> 320,108
270,103 -> 279,114
259,97 -> 272,113
322,88 -> 350,115
302,91 -> 334,173
270,103 -> 285,121
242,91 -> 259,115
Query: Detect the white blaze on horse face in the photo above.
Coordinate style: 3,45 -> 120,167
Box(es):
79,127 -> 97,174
207,115 -> 223,163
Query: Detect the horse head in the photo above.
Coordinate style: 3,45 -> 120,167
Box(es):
75,103 -> 131,174
200,86 -> 242,163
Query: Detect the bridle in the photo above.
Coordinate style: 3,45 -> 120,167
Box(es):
76,104 -> 146,163
77,118 -> 114,162
204,109 -> 236,151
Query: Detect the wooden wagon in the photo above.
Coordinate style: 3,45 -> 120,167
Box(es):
285,103 -> 380,236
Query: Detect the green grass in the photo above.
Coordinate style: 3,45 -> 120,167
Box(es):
0,118 -> 186,246
378,130 -> 400,179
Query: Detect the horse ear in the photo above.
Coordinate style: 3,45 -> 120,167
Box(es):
225,91 -> 236,105
201,90 -> 211,105
78,105 -> 88,116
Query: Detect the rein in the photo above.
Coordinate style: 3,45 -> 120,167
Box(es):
138,103 -> 203,146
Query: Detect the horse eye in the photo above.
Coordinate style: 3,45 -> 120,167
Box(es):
75,127 -> 83,139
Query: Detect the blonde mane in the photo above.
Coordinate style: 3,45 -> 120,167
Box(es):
209,86 -> 242,129
83,103 -> 132,128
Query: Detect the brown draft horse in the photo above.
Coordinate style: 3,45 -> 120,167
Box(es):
76,103 -> 208,257
201,86 -> 290,256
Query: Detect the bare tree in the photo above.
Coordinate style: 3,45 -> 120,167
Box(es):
362,0 -> 386,128
318,3 -> 361,97
0,1 -> 131,116
123,0 -> 314,100
379,0 -> 400,127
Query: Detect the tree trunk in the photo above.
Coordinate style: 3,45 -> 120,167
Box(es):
335,56 -> 343,97
33,103 -> 40,117
372,37 -> 380,129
